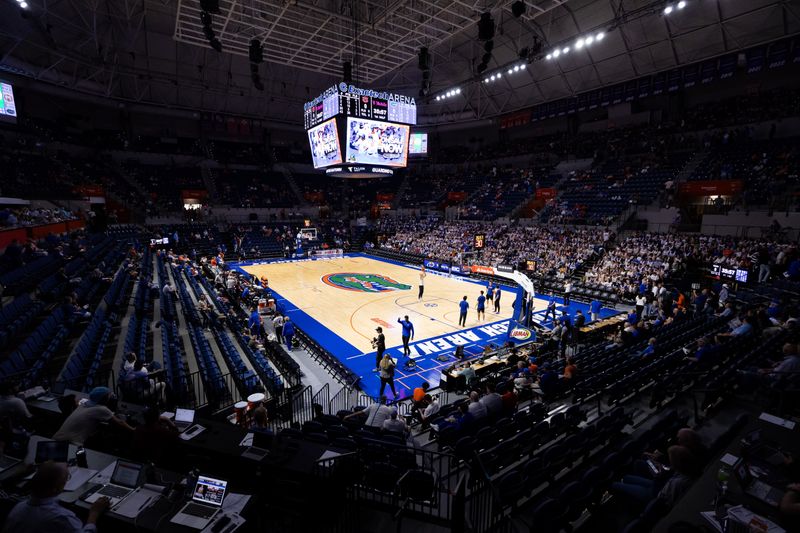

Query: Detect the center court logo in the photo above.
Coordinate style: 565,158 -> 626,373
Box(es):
321,273 -> 412,293
509,327 -> 532,341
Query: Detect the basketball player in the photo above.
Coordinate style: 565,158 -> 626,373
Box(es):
397,316 -> 415,358
477,291 -> 486,321
373,327 -> 386,371
494,288 -> 501,313
544,292 -> 557,323
418,267 -> 426,300
486,283 -> 494,304
458,296 -> 469,327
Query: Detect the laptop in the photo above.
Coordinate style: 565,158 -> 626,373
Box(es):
0,454 -> 21,473
83,460 -> 145,507
733,459 -> 784,506
241,431 -> 273,461
174,408 -> 196,433
35,441 -> 69,465
170,475 -> 228,529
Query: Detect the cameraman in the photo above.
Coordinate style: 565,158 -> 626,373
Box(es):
373,327 -> 386,372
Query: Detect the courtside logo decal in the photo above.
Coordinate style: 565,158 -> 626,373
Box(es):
322,273 -> 412,293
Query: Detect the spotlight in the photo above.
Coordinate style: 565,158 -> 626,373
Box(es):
677,1 -> 686,8
664,5 -> 673,14
20,0 -> 28,6
520,64 -> 526,70
436,95 -> 441,101
507,69 -> 513,75
513,65 -> 520,72
585,35 -> 594,45
490,74 -> 496,80
455,88 -> 461,94
575,38 -> 585,49
496,72 -> 501,78
562,47 -> 570,54
596,32 -> 605,41
552,49 -> 560,58
546,53 -> 552,60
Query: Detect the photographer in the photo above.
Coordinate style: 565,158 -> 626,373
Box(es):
373,327 -> 386,372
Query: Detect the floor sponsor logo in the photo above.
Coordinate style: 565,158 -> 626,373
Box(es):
509,326 -> 532,341
321,273 -> 412,293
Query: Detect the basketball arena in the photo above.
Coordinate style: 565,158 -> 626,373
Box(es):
1,0 -> 799,532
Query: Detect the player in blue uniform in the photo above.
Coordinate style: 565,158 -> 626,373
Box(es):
477,291 -> 486,321
589,299 -> 602,322
397,316 -> 415,358
486,283 -> 494,303
458,296 -> 469,327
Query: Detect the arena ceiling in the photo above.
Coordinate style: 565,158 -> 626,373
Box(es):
0,0 -> 798,127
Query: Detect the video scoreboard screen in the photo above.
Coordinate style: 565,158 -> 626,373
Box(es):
409,133 -> 428,155
345,117 -> 409,168
308,118 -> 343,169
304,83 -> 416,130
0,82 -> 18,124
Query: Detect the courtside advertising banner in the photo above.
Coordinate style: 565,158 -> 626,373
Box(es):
308,118 -> 343,169
345,117 -> 410,167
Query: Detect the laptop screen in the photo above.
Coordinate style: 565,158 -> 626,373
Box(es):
191,476 -> 227,507
733,460 -> 752,486
175,408 -> 195,423
111,460 -> 143,488
35,441 -> 69,464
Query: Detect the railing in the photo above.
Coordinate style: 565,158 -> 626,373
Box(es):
314,444 -> 467,529
311,383 -> 329,412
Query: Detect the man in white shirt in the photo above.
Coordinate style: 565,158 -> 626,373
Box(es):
382,409 -> 408,435
4,461 -> 110,533
0,382 -> 33,425
53,387 -> 134,445
272,315 -> 285,343
344,396 -> 393,428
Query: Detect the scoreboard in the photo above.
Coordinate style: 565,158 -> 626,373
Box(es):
304,83 -> 416,129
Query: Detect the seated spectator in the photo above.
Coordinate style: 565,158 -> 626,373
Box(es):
611,445 -> 697,506
0,382 -> 33,426
479,383 -> 503,419
122,360 -> 165,402
133,407 -> 179,463
343,396 -> 392,428
53,387 -> 134,445
684,337 -> 716,366
467,391 -> 487,420
382,409 -> 408,435
639,337 -> 657,358
416,394 -> 440,427
715,316 -> 754,343
458,362 -> 477,388
3,461 -> 110,533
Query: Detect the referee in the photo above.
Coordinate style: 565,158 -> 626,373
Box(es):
397,316 -> 415,358
418,267 -> 426,300
373,327 -> 386,372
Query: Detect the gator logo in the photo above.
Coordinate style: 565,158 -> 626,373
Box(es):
321,273 -> 411,293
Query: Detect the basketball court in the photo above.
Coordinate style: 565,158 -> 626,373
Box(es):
234,254 -> 616,399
